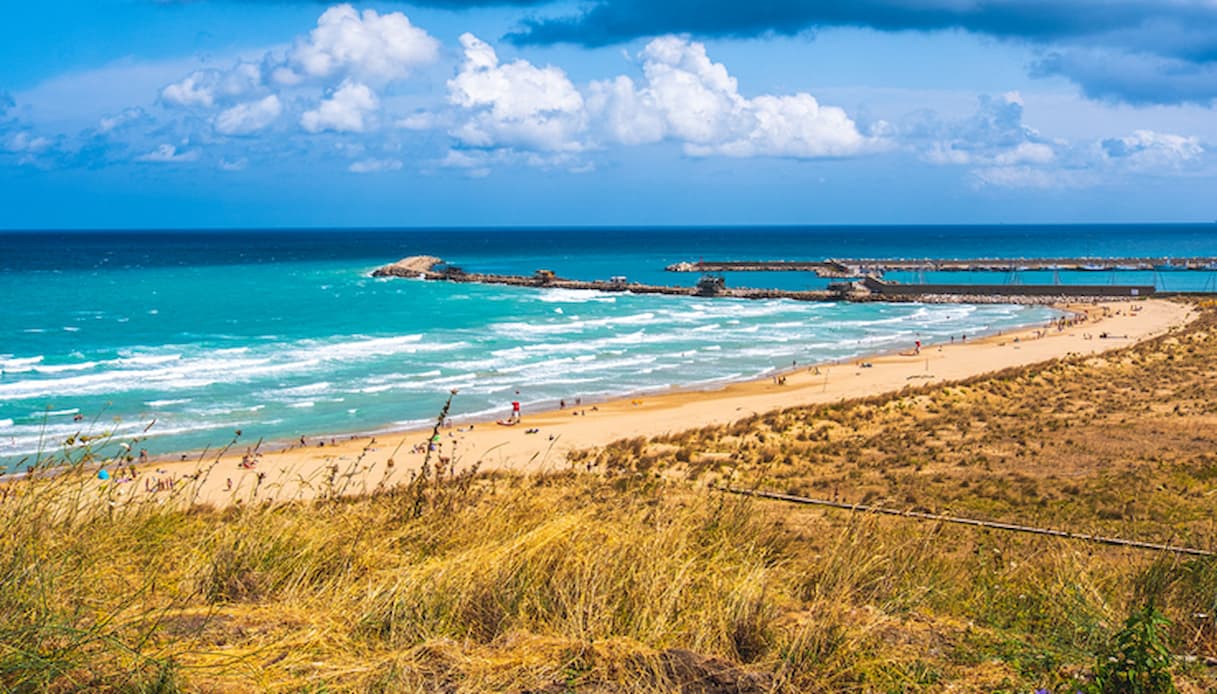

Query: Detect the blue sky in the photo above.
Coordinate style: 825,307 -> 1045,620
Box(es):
1,1 -> 1215,228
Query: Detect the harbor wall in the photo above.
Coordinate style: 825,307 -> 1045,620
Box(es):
860,278 -> 1155,298
372,257 -> 1164,305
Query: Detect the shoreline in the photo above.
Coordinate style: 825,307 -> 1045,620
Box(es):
60,299 -> 1194,506
147,302 -> 1072,461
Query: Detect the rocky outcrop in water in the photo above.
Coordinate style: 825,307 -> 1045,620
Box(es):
371,255 -> 443,278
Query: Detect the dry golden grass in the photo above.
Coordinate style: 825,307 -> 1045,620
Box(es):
3,299 -> 1217,692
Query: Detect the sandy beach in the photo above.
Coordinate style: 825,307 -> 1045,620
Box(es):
120,298 -> 1193,506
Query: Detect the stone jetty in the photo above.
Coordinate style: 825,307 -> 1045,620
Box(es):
372,256 -> 1158,305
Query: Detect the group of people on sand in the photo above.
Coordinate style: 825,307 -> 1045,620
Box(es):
239,450 -> 262,469
499,392 -> 595,424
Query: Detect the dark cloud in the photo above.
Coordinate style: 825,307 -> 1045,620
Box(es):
509,1 -> 1213,48
507,0 -> 1217,106
1032,49 -> 1217,106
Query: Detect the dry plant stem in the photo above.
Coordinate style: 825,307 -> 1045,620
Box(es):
723,487 -> 1215,557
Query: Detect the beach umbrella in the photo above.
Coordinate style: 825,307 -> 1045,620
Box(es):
97,469 -> 110,481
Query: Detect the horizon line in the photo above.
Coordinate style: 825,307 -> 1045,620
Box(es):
3,221 -> 1216,233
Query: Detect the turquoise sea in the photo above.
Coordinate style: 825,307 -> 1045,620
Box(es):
2,225 -> 1214,465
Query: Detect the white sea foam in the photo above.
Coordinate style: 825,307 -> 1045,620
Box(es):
275,382 -> 333,397
357,384 -> 395,394
116,354 -> 182,366
536,288 -> 618,303
145,399 -> 192,408
0,418 -> 232,458
39,408 -> 80,417
34,361 -> 99,373
1,355 -> 44,369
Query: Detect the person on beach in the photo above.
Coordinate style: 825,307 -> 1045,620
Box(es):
511,400 -> 521,422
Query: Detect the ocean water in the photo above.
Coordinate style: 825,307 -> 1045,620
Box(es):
2,225 -> 1213,464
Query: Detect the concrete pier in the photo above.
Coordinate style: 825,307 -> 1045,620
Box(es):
668,257 -> 1217,277
372,256 -> 1159,305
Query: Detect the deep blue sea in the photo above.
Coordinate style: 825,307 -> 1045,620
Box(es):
2,225 -> 1215,466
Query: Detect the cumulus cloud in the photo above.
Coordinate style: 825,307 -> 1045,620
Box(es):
910,94 -> 1209,187
1098,130 -> 1205,170
156,4 -> 439,146
301,81 -> 379,133
508,0 -> 1217,106
97,108 -> 148,134
916,93 -> 1055,167
588,36 -> 869,158
287,4 -> 440,84
162,73 -> 216,108
162,62 -> 262,108
215,95 -> 283,135
136,144 -> 200,163
903,92 -> 1095,188
348,157 -> 404,173
447,33 -> 587,152
438,149 -> 493,177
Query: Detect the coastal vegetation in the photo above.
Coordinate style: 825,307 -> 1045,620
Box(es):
3,300 -> 1217,692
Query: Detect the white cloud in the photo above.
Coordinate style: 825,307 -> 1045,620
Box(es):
219,157 -> 248,171
913,93 -> 1210,187
917,93 -> 1054,167
162,73 -> 216,108
396,112 -> 438,130
992,141 -> 1056,166
5,132 -> 52,153
291,4 -> 439,84
972,166 -> 1095,189
215,95 -> 283,135
693,93 -> 867,158
588,37 -> 868,158
97,108 -> 146,134
585,76 -> 666,145
1099,129 -> 1204,170
348,157 -> 403,173
438,149 -> 492,177
301,81 -> 378,133
161,62 -> 262,109
136,144 -> 199,163
447,33 -> 586,152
